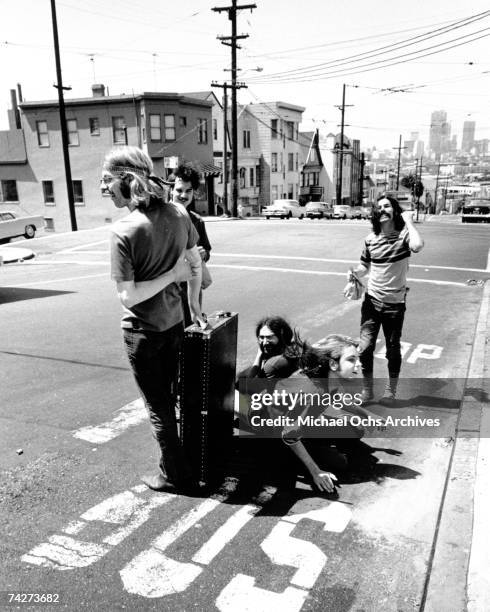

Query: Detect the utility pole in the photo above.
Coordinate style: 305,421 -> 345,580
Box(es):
211,81 -> 230,215
50,0 -> 77,231
212,1 -> 256,218
393,134 -> 407,191
416,155 -> 423,221
434,162 -> 441,214
335,84 -> 353,206
358,152 -> 365,206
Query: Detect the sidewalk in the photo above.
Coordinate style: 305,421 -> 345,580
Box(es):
423,279 -> 490,611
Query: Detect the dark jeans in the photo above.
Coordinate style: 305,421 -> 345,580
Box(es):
123,323 -> 191,484
359,293 -> 406,378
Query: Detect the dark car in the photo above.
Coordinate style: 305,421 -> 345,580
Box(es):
461,199 -> 490,223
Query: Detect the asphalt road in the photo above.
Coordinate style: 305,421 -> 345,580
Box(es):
1,218 -> 489,611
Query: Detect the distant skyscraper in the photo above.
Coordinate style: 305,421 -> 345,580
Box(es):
429,110 -> 450,160
461,121 -> 476,153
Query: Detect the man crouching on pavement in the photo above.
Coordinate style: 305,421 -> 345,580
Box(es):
102,145 -> 204,493
345,195 -> 424,406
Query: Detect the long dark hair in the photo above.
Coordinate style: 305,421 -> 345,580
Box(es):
371,194 -> 405,235
255,316 -> 299,355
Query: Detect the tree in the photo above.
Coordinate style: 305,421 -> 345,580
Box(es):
400,173 -> 424,198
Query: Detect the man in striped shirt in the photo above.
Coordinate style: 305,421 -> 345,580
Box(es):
348,195 -> 424,405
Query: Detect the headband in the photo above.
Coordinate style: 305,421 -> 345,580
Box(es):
106,165 -> 148,177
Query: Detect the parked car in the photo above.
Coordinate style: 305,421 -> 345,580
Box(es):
360,205 -> 372,220
0,210 -> 45,242
350,206 -> 363,220
305,201 -> 333,219
262,199 -> 305,219
332,205 -> 352,219
461,199 -> 490,223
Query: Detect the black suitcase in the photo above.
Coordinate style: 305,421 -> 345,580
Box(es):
179,311 -> 238,485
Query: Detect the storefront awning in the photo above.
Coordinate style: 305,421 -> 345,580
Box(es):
201,162 -> 222,177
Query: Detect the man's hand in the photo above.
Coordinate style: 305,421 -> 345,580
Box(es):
311,470 -> 337,493
189,301 -> 206,328
197,246 -> 208,261
401,210 -> 415,224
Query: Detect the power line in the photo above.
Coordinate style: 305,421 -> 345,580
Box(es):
247,10 -> 490,81
246,29 -> 490,84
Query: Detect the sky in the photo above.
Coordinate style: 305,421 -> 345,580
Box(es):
1,0 -> 489,152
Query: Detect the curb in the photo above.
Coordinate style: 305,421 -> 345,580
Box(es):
423,280 -> 490,611
0,246 -> 35,264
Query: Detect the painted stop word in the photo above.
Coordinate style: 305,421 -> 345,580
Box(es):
23,485 -> 352,611
376,342 -> 443,364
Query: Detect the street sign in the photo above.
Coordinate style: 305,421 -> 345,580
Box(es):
164,156 -> 179,169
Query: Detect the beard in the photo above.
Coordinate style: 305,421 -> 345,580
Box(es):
261,343 -> 282,357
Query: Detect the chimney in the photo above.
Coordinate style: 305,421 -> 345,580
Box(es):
17,83 -> 23,103
10,89 -> 21,129
92,84 -> 106,98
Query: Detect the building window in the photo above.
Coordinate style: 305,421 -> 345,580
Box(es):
271,119 -> 278,139
150,114 -> 161,141
271,152 -> 278,172
213,118 -> 218,140
197,118 -> 208,144
243,130 -> 251,149
249,167 -> 254,187
180,116 -> 187,128
67,119 -> 79,146
36,120 -> 49,147
288,153 -> 294,172
310,149 -> 316,163
295,153 -> 298,171
0,180 -> 18,202
286,121 -> 294,141
164,114 -> 175,141
89,117 -> 100,136
42,181 -> 55,205
288,183 -> 294,198
72,180 -> 84,205
271,185 -> 278,200
112,116 -> 127,144
239,167 -> 246,189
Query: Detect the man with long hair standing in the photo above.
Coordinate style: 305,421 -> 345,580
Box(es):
346,195 -> 424,405
102,146 -> 204,493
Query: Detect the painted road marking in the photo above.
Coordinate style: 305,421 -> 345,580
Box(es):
4,273 -> 108,288
216,501 -> 352,612
375,342 -> 444,364
120,486 -> 278,598
212,253 -> 490,274
22,487 -> 172,570
73,398 -> 146,444
59,240 -> 109,254
208,264 -> 468,287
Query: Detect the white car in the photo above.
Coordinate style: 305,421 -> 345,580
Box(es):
0,210 -> 45,242
305,201 -> 333,219
262,199 -> 305,219
332,205 -> 352,219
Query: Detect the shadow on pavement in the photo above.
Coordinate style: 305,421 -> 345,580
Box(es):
0,287 -> 73,305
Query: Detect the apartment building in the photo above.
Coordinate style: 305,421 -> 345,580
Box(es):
299,130 -> 362,206
0,85 -> 217,230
